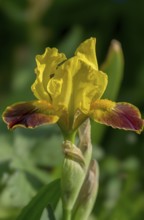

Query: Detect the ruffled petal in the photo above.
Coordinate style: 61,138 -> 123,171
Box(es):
31,77 -> 50,101
90,99 -> 143,133
32,48 -> 66,101
2,100 -> 59,129
75,37 -> 98,70
47,57 -> 108,114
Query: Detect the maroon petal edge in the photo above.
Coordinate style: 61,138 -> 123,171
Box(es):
2,100 -> 59,129
91,101 -> 143,133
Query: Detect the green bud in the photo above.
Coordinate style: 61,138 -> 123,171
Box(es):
61,120 -> 93,219
72,160 -> 99,220
78,119 -> 92,167
61,141 -> 86,212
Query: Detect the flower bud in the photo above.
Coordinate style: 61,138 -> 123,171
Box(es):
72,160 -> 99,220
61,120 -> 93,215
78,119 -> 92,167
61,141 -> 86,212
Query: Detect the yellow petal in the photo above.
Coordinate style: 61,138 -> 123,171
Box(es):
90,99 -> 143,133
75,37 -> 98,70
32,47 -> 67,101
47,57 -> 107,115
47,57 -> 76,113
31,77 -> 50,100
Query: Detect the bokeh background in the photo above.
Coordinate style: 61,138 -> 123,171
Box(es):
0,0 -> 144,219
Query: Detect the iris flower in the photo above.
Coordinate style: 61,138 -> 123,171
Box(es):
3,38 -> 143,137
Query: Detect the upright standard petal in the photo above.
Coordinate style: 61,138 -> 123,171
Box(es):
32,48 -> 67,101
90,99 -> 143,133
47,57 -> 108,115
75,38 -> 98,70
2,100 -> 59,129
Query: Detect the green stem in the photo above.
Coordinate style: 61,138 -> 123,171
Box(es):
63,208 -> 72,220
63,130 -> 77,143
61,130 -> 77,220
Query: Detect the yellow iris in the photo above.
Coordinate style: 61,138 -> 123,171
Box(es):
2,38 -> 143,135
32,38 -> 107,131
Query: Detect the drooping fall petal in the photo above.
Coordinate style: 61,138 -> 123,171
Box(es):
90,99 -> 143,133
2,100 -> 59,129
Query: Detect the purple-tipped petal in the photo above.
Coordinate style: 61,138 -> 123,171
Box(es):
2,100 -> 59,129
90,99 -> 143,133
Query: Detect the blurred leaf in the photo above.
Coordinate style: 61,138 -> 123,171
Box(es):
103,173 -> 144,220
16,179 -> 60,220
92,40 -> 124,144
0,128 -> 62,219
40,209 -> 49,220
40,207 -> 56,220
47,205 -> 56,220
10,157 -> 50,184
122,157 -> 140,171
102,40 -> 124,100
0,134 -> 13,162
58,26 -> 83,57
0,171 -> 36,208
31,135 -> 63,167
0,205 -> 19,220
120,61 -> 144,105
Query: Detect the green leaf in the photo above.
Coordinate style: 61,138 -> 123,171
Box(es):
0,134 -> 13,162
58,26 -> 83,57
92,40 -> 124,144
0,171 -> 35,208
102,40 -> 124,100
16,179 -> 61,220
47,205 -> 56,220
10,157 -> 50,184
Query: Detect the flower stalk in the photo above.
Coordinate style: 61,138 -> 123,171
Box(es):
63,130 -> 77,144
63,208 -> 72,220
61,119 -> 96,220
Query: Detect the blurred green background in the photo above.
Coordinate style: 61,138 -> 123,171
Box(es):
0,0 -> 144,219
